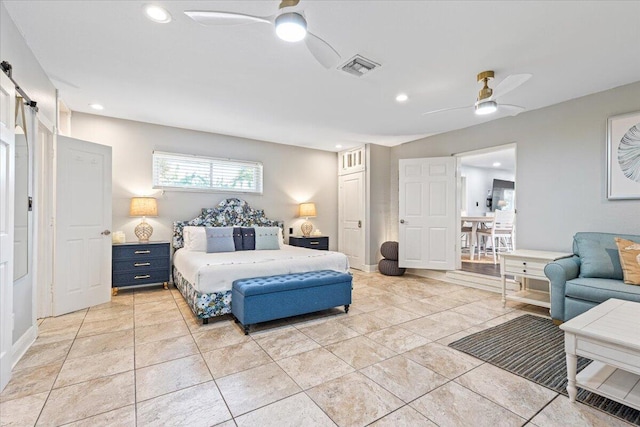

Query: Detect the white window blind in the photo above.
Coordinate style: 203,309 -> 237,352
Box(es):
153,151 -> 263,194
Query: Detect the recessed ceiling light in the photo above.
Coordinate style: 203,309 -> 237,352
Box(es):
89,103 -> 104,111
395,93 -> 409,102
493,162 -> 501,167
335,144 -> 343,149
144,5 -> 172,23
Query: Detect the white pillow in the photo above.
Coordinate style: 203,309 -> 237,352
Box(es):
278,227 -> 285,248
183,226 -> 207,251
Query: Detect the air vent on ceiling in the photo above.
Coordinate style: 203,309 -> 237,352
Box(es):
340,55 -> 380,77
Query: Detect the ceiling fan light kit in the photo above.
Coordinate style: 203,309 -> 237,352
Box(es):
184,0 -> 340,69
475,100 -> 498,115
275,12 -> 307,42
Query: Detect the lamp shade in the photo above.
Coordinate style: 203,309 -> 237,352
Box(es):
129,197 -> 158,217
298,202 -> 317,218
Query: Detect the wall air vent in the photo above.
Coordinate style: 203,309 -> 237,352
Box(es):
340,55 -> 380,77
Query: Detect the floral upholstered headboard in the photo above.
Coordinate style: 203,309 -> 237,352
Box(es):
172,198 -> 283,249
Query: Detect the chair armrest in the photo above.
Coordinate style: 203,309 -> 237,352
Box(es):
545,256 -> 580,322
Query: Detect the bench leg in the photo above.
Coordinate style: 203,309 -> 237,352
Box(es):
344,304 -> 350,313
202,318 -> 209,325
243,324 -> 250,335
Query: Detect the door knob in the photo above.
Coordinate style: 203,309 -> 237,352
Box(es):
101,230 -> 111,236
400,219 -> 405,224
358,220 -> 362,228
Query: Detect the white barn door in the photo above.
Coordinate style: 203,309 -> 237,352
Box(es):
398,157 -> 456,270
0,73 -> 16,391
339,171 -> 365,270
54,136 -> 112,316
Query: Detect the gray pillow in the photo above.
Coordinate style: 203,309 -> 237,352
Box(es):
575,235 -> 622,279
205,227 -> 236,253
254,226 -> 280,250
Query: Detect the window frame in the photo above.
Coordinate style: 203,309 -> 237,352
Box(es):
152,151 -> 264,195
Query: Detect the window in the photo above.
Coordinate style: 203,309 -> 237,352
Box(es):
152,151 -> 263,194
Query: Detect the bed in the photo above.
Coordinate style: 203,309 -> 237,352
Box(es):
172,198 -> 350,322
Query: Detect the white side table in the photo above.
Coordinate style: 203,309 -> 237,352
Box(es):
560,299 -> 640,410
500,250 -> 573,309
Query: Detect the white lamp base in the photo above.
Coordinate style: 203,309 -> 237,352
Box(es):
301,220 -> 313,237
135,219 -> 153,242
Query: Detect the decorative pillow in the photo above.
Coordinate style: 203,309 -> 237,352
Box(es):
575,235 -> 623,279
232,227 -> 243,251
615,237 -> 640,285
205,227 -> 236,253
241,227 -> 256,251
255,226 -> 281,250
183,226 -> 207,252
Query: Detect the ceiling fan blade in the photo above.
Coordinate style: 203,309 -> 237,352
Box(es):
184,11 -> 273,26
422,106 -> 471,116
499,104 -> 526,116
305,32 -> 341,69
491,74 -> 532,99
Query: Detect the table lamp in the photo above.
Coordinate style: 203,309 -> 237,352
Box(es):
298,202 -> 317,237
130,197 -> 158,242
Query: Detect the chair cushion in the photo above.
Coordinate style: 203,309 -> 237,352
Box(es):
565,277 -> 640,304
615,237 -> 640,285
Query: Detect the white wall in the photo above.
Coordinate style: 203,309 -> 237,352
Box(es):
70,113 -> 339,250
1,3 -> 56,344
461,166 -> 514,216
391,81 -> 640,252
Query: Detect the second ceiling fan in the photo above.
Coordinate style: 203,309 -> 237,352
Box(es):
185,0 -> 341,69
422,71 -> 532,117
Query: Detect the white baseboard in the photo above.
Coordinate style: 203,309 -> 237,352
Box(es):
406,268 -> 520,294
362,264 -> 378,273
12,325 -> 38,369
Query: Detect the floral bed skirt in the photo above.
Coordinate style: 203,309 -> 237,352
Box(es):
173,266 -> 232,319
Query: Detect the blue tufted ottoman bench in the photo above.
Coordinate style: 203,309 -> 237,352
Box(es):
231,270 -> 352,335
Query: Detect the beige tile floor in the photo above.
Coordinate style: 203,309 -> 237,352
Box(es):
0,271 -> 633,427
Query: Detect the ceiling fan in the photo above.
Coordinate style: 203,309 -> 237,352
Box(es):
184,0 -> 341,69
422,71 -> 532,117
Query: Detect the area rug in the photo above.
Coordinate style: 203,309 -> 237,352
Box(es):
449,314 -> 640,425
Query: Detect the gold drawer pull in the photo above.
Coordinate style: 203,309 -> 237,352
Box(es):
134,262 -> 151,267
134,275 -> 151,280
310,242 -> 320,245
134,250 -> 151,254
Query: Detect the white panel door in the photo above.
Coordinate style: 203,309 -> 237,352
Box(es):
0,73 -> 16,391
398,157 -> 456,270
339,171 -> 365,270
54,136 -> 112,316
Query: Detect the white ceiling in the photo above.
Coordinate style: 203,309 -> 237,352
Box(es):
4,1 -> 640,152
460,147 -> 515,173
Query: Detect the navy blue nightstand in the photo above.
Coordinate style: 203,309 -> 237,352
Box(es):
112,241 -> 170,295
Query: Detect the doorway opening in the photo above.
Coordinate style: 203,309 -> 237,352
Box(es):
456,144 -> 516,277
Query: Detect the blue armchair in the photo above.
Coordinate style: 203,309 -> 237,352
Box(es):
545,232 -> 640,322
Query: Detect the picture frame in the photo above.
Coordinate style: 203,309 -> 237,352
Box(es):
607,111 -> 640,200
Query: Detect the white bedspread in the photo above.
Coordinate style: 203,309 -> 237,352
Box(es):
173,245 -> 350,294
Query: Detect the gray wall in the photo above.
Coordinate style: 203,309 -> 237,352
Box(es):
2,3 -> 57,343
461,166 -> 515,216
368,144 -> 391,265
70,113 -> 339,250
391,81 -> 640,252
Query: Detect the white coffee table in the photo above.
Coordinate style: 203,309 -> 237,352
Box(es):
560,298 -> 640,410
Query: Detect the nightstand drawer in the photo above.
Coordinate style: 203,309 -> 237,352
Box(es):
112,257 -> 169,273
113,243 -> 169,260
503,258 -> 547,278
112,269 -> 169,287
289,236 -> 329,250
